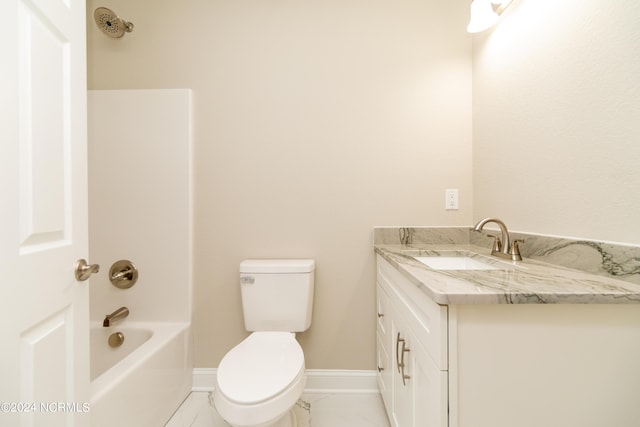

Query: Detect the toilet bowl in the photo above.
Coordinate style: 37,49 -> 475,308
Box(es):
213,332 -> 306,427
214,259 -> 315,427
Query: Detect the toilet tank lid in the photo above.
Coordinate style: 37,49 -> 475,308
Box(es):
240,259 -> 315,273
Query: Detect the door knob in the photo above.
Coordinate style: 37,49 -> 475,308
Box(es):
75,259 -> 100,281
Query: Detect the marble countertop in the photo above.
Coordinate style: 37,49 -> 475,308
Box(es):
375,244 -> 640,305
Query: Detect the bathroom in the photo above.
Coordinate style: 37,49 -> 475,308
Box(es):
87,0 -> 639,369
1,0 -> 638,426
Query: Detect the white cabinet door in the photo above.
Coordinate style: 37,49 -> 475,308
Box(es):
377,284 -> 393,411
377,256 -> 449,427
0,0 -> 90,426
413,341 -> 448,427
391,313 -> 448,427
391,320 -> 413,427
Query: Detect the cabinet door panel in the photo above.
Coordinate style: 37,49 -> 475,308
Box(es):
377,256 -> 449,427
377,256 -> 448,369
377,282 -> 394,413
414,341 -> 448,427
391,320 -> 413,427
377,283 -> 391,341
377,334 -> 393,412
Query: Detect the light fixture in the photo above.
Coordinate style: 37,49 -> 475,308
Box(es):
466,0 -> 513,33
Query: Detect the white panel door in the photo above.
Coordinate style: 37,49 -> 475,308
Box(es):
0,0 -> 90,426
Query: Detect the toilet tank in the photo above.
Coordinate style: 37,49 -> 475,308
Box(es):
239,259 -> 315,332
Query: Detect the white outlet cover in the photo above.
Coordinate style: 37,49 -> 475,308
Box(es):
445,189 -> 459,210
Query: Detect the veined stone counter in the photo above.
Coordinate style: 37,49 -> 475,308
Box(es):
374,227 -> 640,305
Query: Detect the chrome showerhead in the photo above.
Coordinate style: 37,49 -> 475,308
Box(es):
94,7 -> 134,38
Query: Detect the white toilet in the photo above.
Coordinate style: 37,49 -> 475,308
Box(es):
213,259 -> 315,427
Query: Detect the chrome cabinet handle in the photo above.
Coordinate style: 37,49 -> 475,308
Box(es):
75,259 -> 100,281
396,332 -> 404,373
400,339 -> 411,386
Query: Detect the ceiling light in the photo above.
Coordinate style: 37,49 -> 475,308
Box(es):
467,0 -> 514,33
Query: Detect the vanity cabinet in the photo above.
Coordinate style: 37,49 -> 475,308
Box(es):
377,256 -> 448,427
376,254 -> 640,427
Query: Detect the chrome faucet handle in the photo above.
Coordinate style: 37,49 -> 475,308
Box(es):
487,234 -> 502,252
509,239 -> 524,261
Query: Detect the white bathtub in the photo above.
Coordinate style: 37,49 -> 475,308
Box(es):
90,322 -> 192,427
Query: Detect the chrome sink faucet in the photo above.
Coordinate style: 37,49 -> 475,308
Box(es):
103,307 -> 129,327
472,218 -> 523,261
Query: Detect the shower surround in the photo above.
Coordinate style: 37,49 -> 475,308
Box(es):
88,89 -> 193,426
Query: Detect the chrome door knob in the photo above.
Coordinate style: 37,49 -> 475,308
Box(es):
75,259 -> 100,281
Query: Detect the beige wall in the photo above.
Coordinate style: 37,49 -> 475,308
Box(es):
88,90 -> 191,323
87,0 -> 473,369
472,0 -> 640,244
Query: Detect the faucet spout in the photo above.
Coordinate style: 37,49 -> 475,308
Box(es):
473,217 -> 522,261
473,217 -> 510,256
103,307 -> 129,327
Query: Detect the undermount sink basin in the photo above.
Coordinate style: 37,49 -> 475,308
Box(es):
414,256 -> 499,270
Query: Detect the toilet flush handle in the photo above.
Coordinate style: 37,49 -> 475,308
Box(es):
240,276 -> 255,285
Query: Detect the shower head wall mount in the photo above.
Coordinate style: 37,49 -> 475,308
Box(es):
94,7 -> 134,38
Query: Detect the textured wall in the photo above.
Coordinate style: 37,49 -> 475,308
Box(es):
472,0 -> 640,244
87,0 -> 472,369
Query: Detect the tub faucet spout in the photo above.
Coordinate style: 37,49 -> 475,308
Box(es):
103,307 -> 129,327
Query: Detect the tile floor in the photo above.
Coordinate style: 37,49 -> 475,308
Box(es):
165,391 -> 391,427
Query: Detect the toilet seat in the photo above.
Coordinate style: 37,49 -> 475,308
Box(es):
216,331 -> 305,405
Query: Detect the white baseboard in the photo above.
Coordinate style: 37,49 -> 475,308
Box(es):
192,368 -> 379,394
303,369 -> 379,394
192,368 -> 217,392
